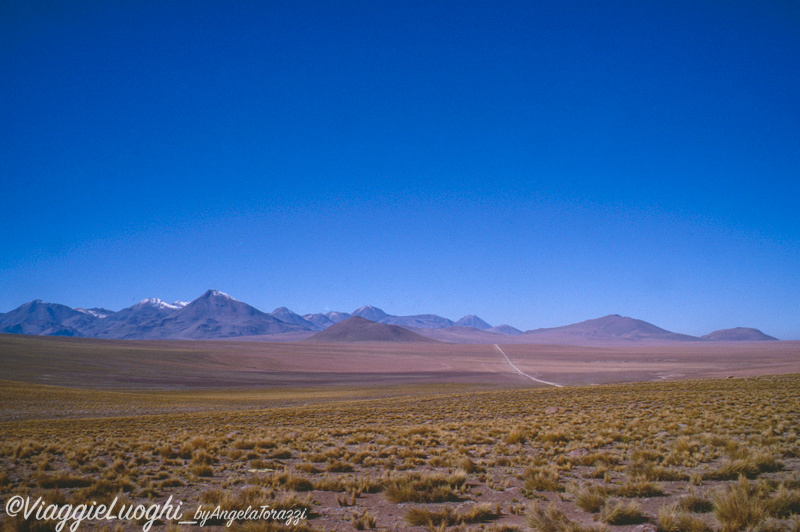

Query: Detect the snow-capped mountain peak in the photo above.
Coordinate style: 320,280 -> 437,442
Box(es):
75,308 -> 113,319
135,298 -> 181,310
204,289 -> 236,301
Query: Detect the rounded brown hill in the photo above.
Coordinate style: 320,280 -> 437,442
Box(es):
701,327 -> 778,341
307,316 -> 439,343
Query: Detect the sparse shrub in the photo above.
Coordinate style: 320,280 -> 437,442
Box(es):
159,477 -> 184,489
656,503 -> 713,532
524,464 -> 564,493
405,506 -> 458,527
263,470 -> 314,491
754,518 -> 794,532
505,427 -> 527,444
190,464 -> 213,477
766,484 -> 800,518
70,479 -> 135,504
574,485 -> 607,513
190,436 -> 208,449
268,491 -> 314,515
35,471 -> 92,489
616,476 -> 664,498
352,508 -> 377,529
629,462 -> 689,481
250,459 -> 272,470
598,499 -> 648,525
192,449 -> 215,465
336,490 -> 358,507
539,429 -> 570,444
406,503 -> 500,527
712,478 -> 767,532
384,471 -> 466,503
679,490 -> 713,513
269,448 -> 293,459
201,486 -> 272,516
158,444 -> 176,459
457,455 -> 483,474
706,451 -> 783,480
295,463 -> 321,474
14,440 -> 45,460
326,460 -> 354,473
526,501 -> 609,531
459,502 -> 501,523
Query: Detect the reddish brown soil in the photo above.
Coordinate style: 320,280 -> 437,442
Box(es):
0,334 -> 797,390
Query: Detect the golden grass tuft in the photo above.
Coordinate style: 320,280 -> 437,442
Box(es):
711,478 -> 766,532
351,508 -> 377,530
384,471 -> 467,503
767,484 -> 800,518
405,502 -> 500,527
597,498 -> 648,525
526,501 -> 610,532
615,475 -> 664,498
574,485 -> 607,513
678,489 -> 713,513
656,503 -> 713,532
524,464 -> 564,493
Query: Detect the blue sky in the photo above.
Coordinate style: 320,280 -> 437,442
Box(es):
2,1 -> 799,338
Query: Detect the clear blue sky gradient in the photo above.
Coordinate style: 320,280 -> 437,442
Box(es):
2,1 -> 799,338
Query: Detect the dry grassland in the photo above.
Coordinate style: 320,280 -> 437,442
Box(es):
2,375 -> 799,531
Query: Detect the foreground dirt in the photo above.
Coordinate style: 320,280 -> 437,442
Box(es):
1,375 -> 799,531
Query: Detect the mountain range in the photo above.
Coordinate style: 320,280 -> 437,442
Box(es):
0,290 -> 779,343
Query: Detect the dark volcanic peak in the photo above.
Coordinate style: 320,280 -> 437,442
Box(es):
86,290 -> 306,340
179,290 -> 263,319
324,311 -> 352,323
0,300 -> 86,336
525,314 -> 700,343
302,313 -> 337,329
307,316 -> 438,343
270,307 -> 321,331
454,315 -> 492,330
303,310 -> 353,329
381,314 -> 455,329
149,290 -> 306,339
702,327 -> 778,342
487,324 -> 523,335
351,305 -> 390,322
84,296 -> 186,339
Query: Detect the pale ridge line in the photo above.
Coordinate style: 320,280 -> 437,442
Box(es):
494,344 -> 563,387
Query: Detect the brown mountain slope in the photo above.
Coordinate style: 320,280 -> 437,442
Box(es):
307,316 -> 439,343
524,314 -> 700,344
701,327 -> 778,341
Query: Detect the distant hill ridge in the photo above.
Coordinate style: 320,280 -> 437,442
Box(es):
306,316 -> 439,343
701,327 -> 778,342
0,291 -> 779,343
522,314 -> 700,343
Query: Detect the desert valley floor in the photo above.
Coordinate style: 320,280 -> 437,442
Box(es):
1,334 -> 799,531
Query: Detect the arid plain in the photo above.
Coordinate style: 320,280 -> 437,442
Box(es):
1,334 -> 799,531
2,334 -> 800,390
